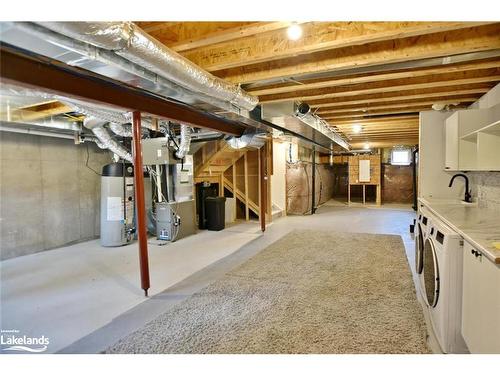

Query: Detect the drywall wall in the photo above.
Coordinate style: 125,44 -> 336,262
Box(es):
467,83 -> 500,210
469,83 -> 500,110
419,83 -> 500,207
418,110 -> 467,200
271,140 -> 287,212
0,132 -> 111,260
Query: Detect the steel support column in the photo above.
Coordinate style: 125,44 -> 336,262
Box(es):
132,111 -> 150,296
259,143 -> 267,232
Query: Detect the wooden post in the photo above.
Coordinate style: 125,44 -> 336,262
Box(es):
232,162 -> 237,220
260,144 -> 267,232
244,152 -> 249,221
132,111 -> 150,297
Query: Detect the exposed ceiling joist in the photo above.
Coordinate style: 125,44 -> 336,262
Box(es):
324,107 -> 436,119
181,22 -> 491,72
217,24 -> 500,84
309,88 -> 490,109
260,74 -> 500,103
318,98 -> 476,115
249,59 -> 500,96
168,22 -> 296,52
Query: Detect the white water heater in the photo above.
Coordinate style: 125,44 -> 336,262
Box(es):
100,163 -> 135,247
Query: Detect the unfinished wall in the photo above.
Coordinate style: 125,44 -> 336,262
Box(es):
271,140 -> 287,211
0,132 -> 111,260
286,161 -> 334,215
381,148 -> 414,204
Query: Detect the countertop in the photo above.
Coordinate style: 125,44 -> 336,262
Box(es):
419,198 -> 500,264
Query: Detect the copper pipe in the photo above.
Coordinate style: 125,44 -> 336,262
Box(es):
260,143 -> 267,232
132,111 -> 150,296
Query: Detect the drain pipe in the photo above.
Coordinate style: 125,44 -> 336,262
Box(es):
84,118 -> 132,162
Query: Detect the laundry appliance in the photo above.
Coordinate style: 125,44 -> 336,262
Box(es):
421,216 -> 468,353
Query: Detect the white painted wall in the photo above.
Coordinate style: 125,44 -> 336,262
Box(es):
419,83 -> 500,204
468,83 -> 500,110
271,140 -> 287,211
419,110 -> 467,200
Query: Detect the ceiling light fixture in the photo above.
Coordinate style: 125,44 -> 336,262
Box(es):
287,23 -> 303,41
352,124 -> 362,133
363,143 -> 370,150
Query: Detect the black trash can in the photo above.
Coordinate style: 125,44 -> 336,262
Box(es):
205,196 -> 226,231
196,182 -> 218,229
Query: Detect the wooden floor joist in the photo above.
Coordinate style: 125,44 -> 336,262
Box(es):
249,59 -> 500,96
180,22 -> 492,72
217,24 -> 500,84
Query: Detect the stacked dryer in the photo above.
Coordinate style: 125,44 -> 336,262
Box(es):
417,204 -> 468,353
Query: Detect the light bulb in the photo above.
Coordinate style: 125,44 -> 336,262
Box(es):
352,124 -> 362,133
363,143 -> 370,150
287,23 -> 303,41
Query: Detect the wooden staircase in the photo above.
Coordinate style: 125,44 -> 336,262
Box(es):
194,139 -> 262,219
223,177 -> 260,216
195,140 -> 246,180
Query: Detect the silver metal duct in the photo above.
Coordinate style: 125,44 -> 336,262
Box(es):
0,123 -> 77,140
9,22 -> 243,114
37,22 -> 258,111
295,111 -> 350,151
226,129 -> 266,149
109,122 -> 133,137
261,101 -> 351,151
84,118 -> 132,162
175,124 -> 192,159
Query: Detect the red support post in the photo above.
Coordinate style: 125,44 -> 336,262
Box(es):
132,111 -> 150,296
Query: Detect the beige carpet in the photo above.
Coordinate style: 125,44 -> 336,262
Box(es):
106,230 -> 431,354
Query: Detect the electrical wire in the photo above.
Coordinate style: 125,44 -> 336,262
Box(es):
85,142 -> 101,176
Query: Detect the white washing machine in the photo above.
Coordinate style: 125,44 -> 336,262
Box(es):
421,216 -> 468,353
415,205 -> 432,277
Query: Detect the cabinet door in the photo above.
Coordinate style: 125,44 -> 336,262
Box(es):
478,254 -> 500,353
462,241 -> 500,353
445,115 -> 459,170
462,242 -> 482,351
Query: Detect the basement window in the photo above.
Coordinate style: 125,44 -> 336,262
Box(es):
391,148 -> 411,166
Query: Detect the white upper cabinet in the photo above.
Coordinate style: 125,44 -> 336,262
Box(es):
444,106 -> 500,171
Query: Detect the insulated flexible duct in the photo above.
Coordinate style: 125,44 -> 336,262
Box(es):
226,129 -> 266,149
175,124 -> 192,159
84,118 -> 132,162
37,22 -> 258,111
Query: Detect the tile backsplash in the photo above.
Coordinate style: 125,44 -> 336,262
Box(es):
471,172 -> 500,210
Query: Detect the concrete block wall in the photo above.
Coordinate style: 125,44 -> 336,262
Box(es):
0,132 -> 111,260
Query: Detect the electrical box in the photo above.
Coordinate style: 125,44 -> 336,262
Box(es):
142,138 -> 175,165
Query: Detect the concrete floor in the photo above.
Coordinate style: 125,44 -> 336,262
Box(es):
0,201 -> 440,354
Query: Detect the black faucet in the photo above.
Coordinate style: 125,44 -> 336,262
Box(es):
448,173 -> 472,203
